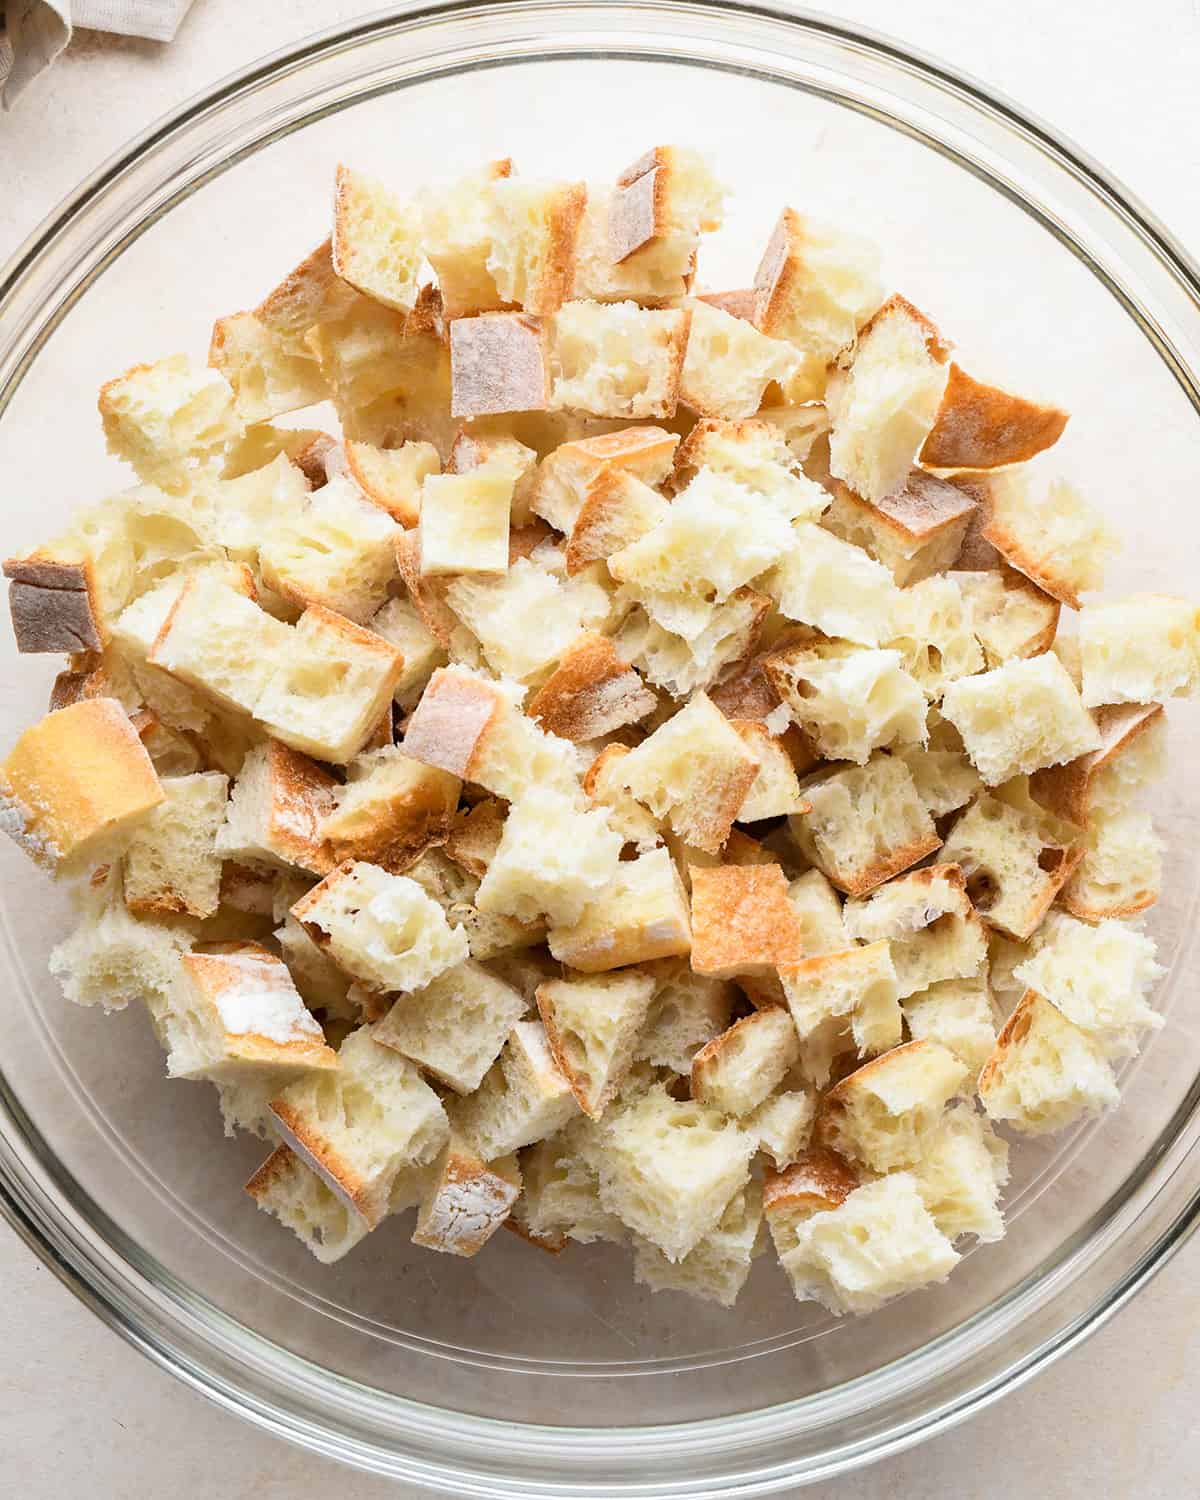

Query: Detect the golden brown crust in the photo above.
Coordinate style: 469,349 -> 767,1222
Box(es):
977,989 -> 1039,1097
830,830 -> 946,900
565,466 -> 665,574
752,207 -> 804,339
534,182 -> 588,316
832,469 -> 975,546
920,362 -> 1069,470
857,293 -> 952,364
762,1148 -> 858,1218
402,667 -> 507,780
264,741 -> 339,874
526,633 -> 656,741
688,862 -> 804,978
1028,701 -> 1163,827
504,1209 -> 568,1255
269,1097 -> 378,1225
292,432 -> 338,489
449,312 -> 551,419
323,760 -> 458,874
708,651 -> 786,722
689,1008 -> 795,1099
609,148 -> 671,264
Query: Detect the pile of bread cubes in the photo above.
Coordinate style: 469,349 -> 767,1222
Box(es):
1,144 -> 1197,1317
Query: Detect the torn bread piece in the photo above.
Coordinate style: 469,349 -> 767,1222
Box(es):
369,595 -> 448,710
215,740 -> 336,876
816,1039 -> 968,1173
1078,594 -> 1200,707
123,770 -> 228,918
245,1145 -> 371,1264
634,958 -> 734,1074
530,425 -> 679,532
631,1174 -> 763,1309
823,471 -> 975,587
913,1103 -> 1009,1244
565,468 -> 669,574
536,970 -> 657,1118
1028,701 -> 1165,827
764,641 -> 927,764
691,1008 -> 800,1117
4,553 -> 104,654
344,438 -> 440,526
547,847 -> 691,971
894,742 -> 982,820
747,1090 -> 815,1169
1061,805 -> 1164,922
763,523 -> 900,647
518,1118 -> 624,1247
549,300 -> 691,419
332,164 -> 423,313
671,417 -> 826,519
411,1139 -> 521,1256
731,720 -> 809,820
0,697 -> 163,873
99,355 -> 243,492
689,862 -> 803,979
450,312 -> 550,418
920,362 -> 1068,469
763,1148 -> 860,1257
978,990 -> 1119,1135
780,942 -> 902,1085
842,864 -> 987,1000
321,746 -> 460,872
975,471 -> 1117,609
616,587 -> 771,700
526,633 -> 656,741
786,869 -> 849,955
953,565 -> 1061,669
582,744 -> 663,853
406,846 -> 545,962
904,974 -> 998,1075
679,298 -> 798,419
476,786 -> 622,928
450,1018 -> 580,1160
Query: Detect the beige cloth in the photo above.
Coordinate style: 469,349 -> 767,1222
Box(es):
1,0 -> 195,108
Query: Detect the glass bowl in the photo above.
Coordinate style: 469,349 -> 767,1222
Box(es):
2,3 -> 1200,1494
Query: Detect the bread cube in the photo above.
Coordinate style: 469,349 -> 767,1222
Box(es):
777,1172 -> 958,1315
786,869 -> 848,955
578,744 -> 660,854
0,698 -> 164,872
417,468 -> 513,576
730,721 -> 808,820
689,862 -> 803,979
275,915 -> 354,1019
822,471 -> 976,587
450,1018 -> 580,1160
747,1090 -> 816,1169
911,1102 -> 1010,1245
691,1008 -> 800,1117
321,747 -> 459,873
939,790 -> 1081,940
792,755 -> 939,897
764,523 -> 900,647
614,692 -> 759,854
406,846 -> 544,962
331,164 -> 423,313
1029,702 -> 1164,827
633,958 -> 734,1074
476,786 -> 622,927
893,743 -> 982,820
1062,806 -> 1164,922
519,1119 -> 625,1247
679,298 -> 798,419
255,607 -> 404,765
752,210 -> 884,400
369,595 -> 447,710
903,974 -> 998,1075
1078,594 -> 1200,706
616,587 -> 771,699
590,1083 -> 755,1262
631,1176 -> 762,1309
817,1039 -> 968,1172
765,642 -> 927,764
215,739 -> 336,877
953,565 -> 1061,669
445,557 -> 608,681
208,312 -> 329,425
411,1138 -> 521,1256
940,654 -> 1101,785
763,1148 -> 860,1257
535,971 -> 656,1119
344,438 -> 440,526
292,860 -> 469,993
270,1024 -> 448,1224
920,362 -> 1069,469
4,551 -> 104,655
886,576 -> 984,700
978,990 -> 1119,1135
976,472 -> 1116,608
245,1145 -> 372,1264
530,425 -> 679,531
99,355 -> 242,492
565,468 -> 669,574
449,312 -> 550,419
672,417 -> 830,522
547,847 -> 690,971
549,300 -> 690,419
843,864 -> 987,1000
780,942 -> 902,1083
123,771 -> 228,918
526,632 -> 656,742
826,297 -> 951,503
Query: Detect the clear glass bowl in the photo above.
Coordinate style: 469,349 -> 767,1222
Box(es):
2,3 -> 1200,1494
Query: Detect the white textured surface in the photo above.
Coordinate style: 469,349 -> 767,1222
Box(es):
2,1 -> 1200,1496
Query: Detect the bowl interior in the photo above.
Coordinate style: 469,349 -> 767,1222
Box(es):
2,7 -> 1200,1460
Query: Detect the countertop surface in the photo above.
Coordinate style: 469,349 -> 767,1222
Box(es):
2,2 -> 1199,1496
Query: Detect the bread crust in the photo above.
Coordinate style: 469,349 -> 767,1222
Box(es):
444,798 -> 506,878
689,862 -> 805,978
696,288 -> 756,322
976,988 -> 1039,1099
609,147 -> 672,264
394,530 -> 457,644
856,293 -> 952,364
763,1148 -> 858,1219
526,633 -> 656,741
269,1097 -> 379,1224
920,362 -> 1069,470
1028,701 -> 1163,827
450,312 -> 550,418
5,555 -> 104,654
833,470 -> 975,547
402,667 -> 506,779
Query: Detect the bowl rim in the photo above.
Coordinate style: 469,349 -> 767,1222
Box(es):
3,2 -> 1200,1493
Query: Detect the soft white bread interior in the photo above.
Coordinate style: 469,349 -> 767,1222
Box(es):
245,1146 -> 374,1264
903,974 -> 998,1075
123,770 -> 228,918
978,989 -> 1119,1135
842,864 -> 987,1000
634,958 -> 735,1075
953,566 -> 1061,669
779,941 -> 902,1085
320,746 -> 460,873
1061,805 -> 1164,922
1078,595 -> 1200,707
450,1018 -> 581,1161
345,438 -> 440,526
631,1174 -> 762,1308
445,557 -> 610,682
549,300 -> 691,419
822,470 -> 975,587
475,787 -> 622,928
536,970 -> 656,1118
747,1089 -> 815,1169
764,641 -> 927,765
887,575 -> 984,700
975,470 -> 1116,609
679,298 -> 797,419
215,739 -> 337,876
786,869 -> 849,955
762,521 -> 899,651
816,1039 -> 967,1173
691,1008 -> 800,1117
331,164 -> 423,314
99,355 -> 242,492
547,846 -> 691,971
913,1103 -> 1009,1243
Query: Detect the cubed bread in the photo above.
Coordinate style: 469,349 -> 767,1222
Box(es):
903,974 -> 998,1075
565,468 -> 669,574
763,523 -> 900,647
4,552 -> 104,655
978,990 -> 1119,1135
159,942 -> 337,1135
779,942 -> 902,1083
751,209 -> 884,400
547,847 -> 691,971
418,469 -> 513,575
374,958 -> 528,1093
786,869 -> 849,955
730,721 -> 809,820
953,565 -> 1061,669
476,786 -> 622,927
414,160 -> 513,319
445,557 -> 609,681
129,711 -> 204,778
671,417 -> 830,522
816,1039 -> 968,1172
631,1175 -> 762,1308
292,860 -> 469,993
689,862 -> 803,978
270,1024 -> 449,1225
939,790 -> 1082,941
1061,805 -> 1164,922
526,633 -> 656,741
344,438 -> 440,526
613,692 -> 759,853
530,425 -> 679,532
777,1172 -> 958,1315
1029,701 -> 1164,827
254,607 -> 404,765
589,1082 -> 755,1262
679,298 -> 797,419
411,1138 -> 521,1256
615,587 -> 771,699
0,698 -> 164,872
940,654 -> 1101,785
518,1118 -> 625,1247
1078,594 -> 1200,706
920,362 -> 1069,469
581,744 -> 663,854
370,596 -> 447,710
1013,913 -> 1162,1058
450,1018 -> 580,1160
208,312 -> 329,425
823,471 -> 976,587
450,312 -> 550,418
634,958 -> 735,1074
215,740 -> 337,875
474,174 -> 586,316
691,1008 -> 800,1116
536,971 -> 656,1118
842,864 -> 987,999
549,300 -> 691,419
275,915 -> 355,1019
406,846 -> 545,962
123,771 -> 228,918
826,297 -> 951,503
258,475 -> 399,623
894,743 -> 982,819
791,754 -> 940,897
765,641 -> 927,764
974,471 -> 1116,609
911,1103 -> 1009,1244
99,355 -> 242,492
321,747 -> 460,872
762,1148 -> 860,1257
331,164 -> 423,313
747,1089 -> 815,1168
886,575 -> 984,700
245,1145 -> 372,1264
